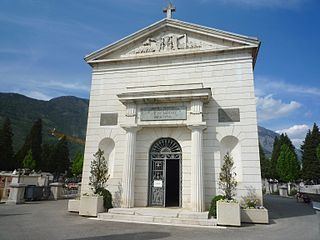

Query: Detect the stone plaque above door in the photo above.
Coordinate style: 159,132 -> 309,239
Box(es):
141,106 -> 187,121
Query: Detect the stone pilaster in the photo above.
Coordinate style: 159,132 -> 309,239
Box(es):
121,126 -> 140,208
188,124 -> 206,212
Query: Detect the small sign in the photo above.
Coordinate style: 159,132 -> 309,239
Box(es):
100,113 -> 118,126
141,106 -> 187,121
153,180 -> 163,188
218,108 -> 240,122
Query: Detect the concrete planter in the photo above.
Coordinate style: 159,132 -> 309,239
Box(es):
68,199 -> 80,213
241,208 -> 269,224
217,201 -> 241,226
79,195 -> 104,217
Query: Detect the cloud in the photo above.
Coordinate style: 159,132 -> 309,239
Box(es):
42,81 -> 89,92
216,0 -> 311,9
256,94 -> 301,121
18,90 -> 53,101
276,124 -> 309,148
256,76 -> 320,97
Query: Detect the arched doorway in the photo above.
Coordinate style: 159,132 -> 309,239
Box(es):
148,138 -> 181,207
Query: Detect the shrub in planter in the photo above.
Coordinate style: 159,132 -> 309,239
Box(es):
240,192 -> 269,224
219,152 -> 237,200
79,149 -> 112,216
216,153 -> 241,226
97,187 -> 113,210
208,195 -> 225,219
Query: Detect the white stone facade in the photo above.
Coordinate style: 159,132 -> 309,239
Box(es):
81,18 -> 262,211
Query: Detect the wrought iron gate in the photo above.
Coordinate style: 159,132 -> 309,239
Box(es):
149,138 -> 181,206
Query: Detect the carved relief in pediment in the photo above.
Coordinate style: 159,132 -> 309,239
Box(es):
126,33 -> 212,55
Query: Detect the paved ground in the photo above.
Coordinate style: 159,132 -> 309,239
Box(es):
0,195 -> 319,240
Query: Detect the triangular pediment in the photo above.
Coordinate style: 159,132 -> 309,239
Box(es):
85,19 -> 260,63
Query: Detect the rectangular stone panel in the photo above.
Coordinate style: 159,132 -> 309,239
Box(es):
218,108 -> 240,122
141,106 -> 187,121
100,113 -> 118,126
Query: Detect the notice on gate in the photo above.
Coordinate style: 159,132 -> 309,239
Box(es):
153,180 -> 163,188
141,106 -> 187,121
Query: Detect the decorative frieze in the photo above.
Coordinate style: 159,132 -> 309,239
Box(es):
126,33 -> 211,55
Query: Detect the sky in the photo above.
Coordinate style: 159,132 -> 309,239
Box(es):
0,0 -> 319,148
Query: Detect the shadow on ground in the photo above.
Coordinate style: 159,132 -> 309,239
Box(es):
0,213 -> 31,217
264,194 -> 316,220
67,232 -> 170,240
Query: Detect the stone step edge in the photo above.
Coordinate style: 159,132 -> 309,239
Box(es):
95,216 -> 223,229
98,213 -> 217,226
108,209 -> 210,220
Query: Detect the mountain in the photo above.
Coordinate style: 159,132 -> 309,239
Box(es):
258,126 -> 279,157
0,93 -> 88,158
0,92 -> 278,159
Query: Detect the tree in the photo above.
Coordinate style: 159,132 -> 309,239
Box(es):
276,144 -> 300,183
15,119 -> 42,170
71,152 -> 84,177
259,143 -> 270,179
22,149 -> 36,170
89,149 -> 109,194
317,144 -> 320,160
51,136 -> 69,179
301,123 -> 320,183
270,134 -> 297,180
270,136 -> 280,179
219,152 -> 237,200
0,117 -> 15,170
41,143 -> 55,172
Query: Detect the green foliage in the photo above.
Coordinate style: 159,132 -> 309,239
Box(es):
0,93 -> 88,161
301,123 -> 320,183
270,136 -> 280,179
288,189 -> 298,196
71,152 -> 84,177
219,152 -> 237,200
317,144 -> 320,160
242,189 -> 261,209
208,195 -> 225,219
0,117 -> 15,170
259,143 -> 271,179
50,136 -> 70,178
22,149 -> 36,170
276,144 -> 300,183
30,119 -> 42,171
89,149 -> 109,194
270,134 -> 297,180
15,119 -> 42,170
41,143 -> 55,172
96,188 -> 113,210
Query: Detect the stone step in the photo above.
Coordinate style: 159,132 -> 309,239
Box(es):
98,212 -> 217,227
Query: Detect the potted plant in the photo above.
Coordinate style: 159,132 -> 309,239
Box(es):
79,149 -> 112,217
240,192 -> 269,224
216,152 -> 241,226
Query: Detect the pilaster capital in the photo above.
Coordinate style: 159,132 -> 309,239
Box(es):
120,124 -> 141,133
187,122 -> 207,131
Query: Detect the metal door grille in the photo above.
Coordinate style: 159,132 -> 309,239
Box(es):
149,138 -> 181,206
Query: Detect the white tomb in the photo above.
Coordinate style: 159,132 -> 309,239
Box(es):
81,7 -> 262,212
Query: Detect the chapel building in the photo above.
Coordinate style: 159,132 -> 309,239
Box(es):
81,6 -> 262,212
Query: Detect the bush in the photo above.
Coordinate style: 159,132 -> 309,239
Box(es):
208,195 -> 225,219
289,189 -> 298,196
97,188 -> 113,210
219,153 -> 237,200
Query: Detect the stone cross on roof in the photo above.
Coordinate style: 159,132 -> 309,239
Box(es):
163,3 -> 176,19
